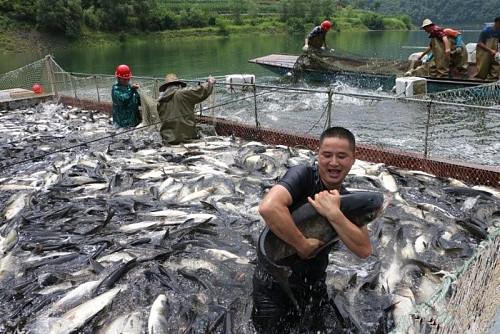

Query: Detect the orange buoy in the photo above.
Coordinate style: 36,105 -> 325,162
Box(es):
32,84 -> 43,94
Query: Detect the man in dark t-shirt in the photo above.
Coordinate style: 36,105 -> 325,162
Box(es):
252,127 -> 372,333
475,17 -> 500,80
304,20 -> 333,54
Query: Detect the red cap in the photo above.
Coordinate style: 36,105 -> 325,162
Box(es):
321,20 -> 332,31
115,64 -> 132,79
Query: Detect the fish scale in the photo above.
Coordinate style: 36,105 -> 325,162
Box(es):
0,102 -> 498,333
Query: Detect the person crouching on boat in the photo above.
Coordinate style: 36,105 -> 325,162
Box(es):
303,20 -> 334,55
111,64 -> 141,128
475,17 -> 500,80
416,19 -> 467,78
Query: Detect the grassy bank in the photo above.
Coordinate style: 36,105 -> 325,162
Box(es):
0,12 -> 411,54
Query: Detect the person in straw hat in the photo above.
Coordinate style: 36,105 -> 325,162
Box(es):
411,18 -> 467,78
157,74 -> 215,144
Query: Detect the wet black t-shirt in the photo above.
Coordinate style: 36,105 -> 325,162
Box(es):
277,164 -> 348,283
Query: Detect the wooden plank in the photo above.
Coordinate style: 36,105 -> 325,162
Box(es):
0,88 -> 37,102
249,54 -> 298,69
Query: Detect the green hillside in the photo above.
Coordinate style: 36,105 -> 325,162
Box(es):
0,0 -> 412,53
372,0 -> 498,25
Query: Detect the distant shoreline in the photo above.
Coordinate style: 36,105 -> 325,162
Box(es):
1,16 -> 413,55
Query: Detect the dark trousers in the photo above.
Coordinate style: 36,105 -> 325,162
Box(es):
251,266 -> 341,334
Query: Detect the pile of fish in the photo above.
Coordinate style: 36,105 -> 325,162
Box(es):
0,102 -> 499,333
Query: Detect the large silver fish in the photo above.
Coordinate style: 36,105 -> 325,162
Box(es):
257,191 -> 386,307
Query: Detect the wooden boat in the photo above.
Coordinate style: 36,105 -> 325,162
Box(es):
249,54 -> 495,93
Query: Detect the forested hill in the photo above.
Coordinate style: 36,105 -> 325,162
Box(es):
374,0 -> 498,25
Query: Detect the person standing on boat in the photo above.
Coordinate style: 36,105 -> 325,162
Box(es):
157,74 -> 215,145
475,17 -> 500,80
415,19 -> 467,78
111,64 -> 141,128
252,127 -> 372,333
303,20 -> 334,54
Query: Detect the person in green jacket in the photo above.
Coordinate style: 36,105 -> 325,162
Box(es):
111,64 -> 141,127
157,73 -> 215,145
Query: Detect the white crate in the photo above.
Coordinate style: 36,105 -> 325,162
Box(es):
466,43 -> 477,64
225,74 -> 255,92
395,77 -> 427,97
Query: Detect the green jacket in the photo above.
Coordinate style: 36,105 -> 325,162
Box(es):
157,82 -> 213,144
111,83 -> 141,127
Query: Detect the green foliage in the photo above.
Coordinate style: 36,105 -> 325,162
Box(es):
36,0 -> 83,38
83,6 -> 100,30
36,0 -> 66,34
1,0 -> 413,40
247,0 -> 258,19
66,0 -> 84,38
0,0 -> 37,22
398,14 -> 411,30
230,0 -> 247,25
216,20 -> 230,36
375,0 -> 498,25
179,8 -> 207,28
361,12 -> 384,30
287,17 -> 306,33
382,17 -> 406,30
161,10 -> 179,30
307,0 -> 322,24
208,16 -> 217,26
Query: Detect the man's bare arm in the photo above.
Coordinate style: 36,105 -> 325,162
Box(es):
308,190 -> 372,258
477,42 -> 497,56
259,185 -> 323,259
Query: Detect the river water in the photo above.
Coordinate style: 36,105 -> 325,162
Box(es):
0,29 -> 488,77
1,29 -> 499,167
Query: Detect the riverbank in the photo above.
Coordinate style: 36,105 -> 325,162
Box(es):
0,12 -> 412,55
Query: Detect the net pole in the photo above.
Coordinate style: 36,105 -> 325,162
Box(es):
94,75 -> 100,103
70,75 -> 77,99
253,83 -> 260,128
327,88 -> 333,128
45,55 -> 57,95
153,79 -> 159,99
424,99 -> 432,158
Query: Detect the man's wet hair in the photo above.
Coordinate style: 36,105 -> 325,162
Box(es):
319,127 -> 355,152
495,17 -> 500,23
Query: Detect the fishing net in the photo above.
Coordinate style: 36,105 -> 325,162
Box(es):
292,52 -> 410,78
138,91 -> 160,127
393,227 -> 500,334
0,57 -> 53,94
418,81 -> 500,107
2,56 -> 499,175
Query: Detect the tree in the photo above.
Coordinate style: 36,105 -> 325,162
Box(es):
36,0 -> 66,34
361,12 -> 384,30
288,0 -> 305,18
65,0 -> 84,38
248,0 -> 258,19
230,0 -> 247,25
280,1 -> 289,22
322,0 -> 335,19
307,0 -> 322,23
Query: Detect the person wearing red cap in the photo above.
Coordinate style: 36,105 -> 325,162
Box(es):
304,20 -> 333,54
111,64 -> 141,128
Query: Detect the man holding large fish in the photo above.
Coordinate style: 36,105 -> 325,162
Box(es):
252,127 -> 382,333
